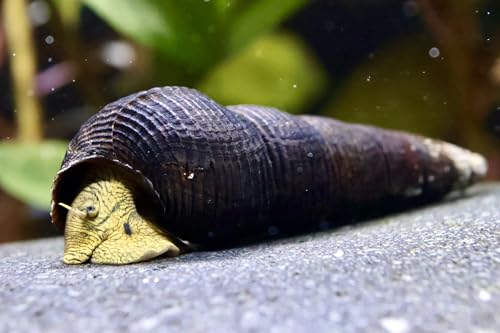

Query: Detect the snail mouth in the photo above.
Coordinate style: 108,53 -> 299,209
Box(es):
63,241 -> 93,265
63,251 -> 92,264
63,234 -> 101,264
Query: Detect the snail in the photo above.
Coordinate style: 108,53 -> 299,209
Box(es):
51,86 -> 487,265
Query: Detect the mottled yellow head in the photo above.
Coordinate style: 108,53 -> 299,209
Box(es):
60,169 -> 180,265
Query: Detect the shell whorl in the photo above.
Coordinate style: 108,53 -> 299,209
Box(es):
51,86 -> 486,245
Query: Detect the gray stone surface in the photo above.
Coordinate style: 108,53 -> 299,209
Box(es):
1,184 -> 499,333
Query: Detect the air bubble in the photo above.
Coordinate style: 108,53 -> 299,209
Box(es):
429,47 -> 440,58
45,35 -> 54,44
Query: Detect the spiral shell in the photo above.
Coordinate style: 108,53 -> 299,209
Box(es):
51,86 -> 487,245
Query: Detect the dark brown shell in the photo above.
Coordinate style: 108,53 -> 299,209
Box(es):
51,86 -> 476,245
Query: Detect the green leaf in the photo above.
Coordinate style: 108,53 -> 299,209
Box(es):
227,0 -> 308,53
81,0 -> 307,73
82,0 -> 224,70
198,32 -> 328,114
0,140 -> 68,211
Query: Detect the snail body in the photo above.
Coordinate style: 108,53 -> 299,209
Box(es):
51,86 -> 487,264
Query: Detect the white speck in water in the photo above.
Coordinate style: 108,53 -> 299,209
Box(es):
380,317 -> 410,333
12,53 -> 16,57
429,47 -> 440,58
486,11 -> 491,16
153,277 -> 159,283
187,172 -> 195,180
45,35 -> 54,44
334,249 -> 344,258
366,75 -> 372,82
51,87 -> 55,92
48,57 -> 52,63
142,278 -> 150,284
478,290 -> 491,301
304,188 -> 309,192
72,79 -> 76,83
100,40 -> 136,69
292,84 -> 297,89
29,0 -> 51,26
427,175 -> 435,183
307,152 -> 314,158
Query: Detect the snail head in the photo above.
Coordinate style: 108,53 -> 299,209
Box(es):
59,169 -> 180,264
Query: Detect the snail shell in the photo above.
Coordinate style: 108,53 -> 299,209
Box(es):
51,86 -> 487,246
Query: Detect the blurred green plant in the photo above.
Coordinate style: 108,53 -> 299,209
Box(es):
0,141 -> 68,210
2,0 -> 43,141
82,0 -> 307,73
199,33 -> 328,113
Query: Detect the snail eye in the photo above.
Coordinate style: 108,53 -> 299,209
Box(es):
83,202 -> 99,218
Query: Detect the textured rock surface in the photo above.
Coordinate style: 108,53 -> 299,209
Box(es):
1,184 -> 499,333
